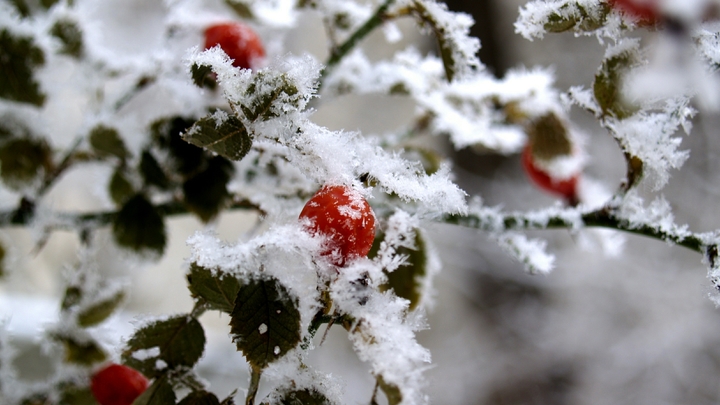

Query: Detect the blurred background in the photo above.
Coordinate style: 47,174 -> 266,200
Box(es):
4,0 -> 720,404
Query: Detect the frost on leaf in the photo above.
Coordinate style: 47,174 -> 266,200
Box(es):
229,276 -> 302,371
496,232 -> 555,275
261,388 -> 333,405
184,111 -> 252,161
370,211 -> 431,311
122,315 -> 206,379
515,0 -> 617,40
332,266 -> 431,405
187,262 -> 241,314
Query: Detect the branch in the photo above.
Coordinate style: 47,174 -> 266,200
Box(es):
443,205 -> 708,254
318,0 -> 397,91
0,199 -> 262,230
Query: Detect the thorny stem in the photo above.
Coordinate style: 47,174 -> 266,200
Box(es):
318,0 -> 397,91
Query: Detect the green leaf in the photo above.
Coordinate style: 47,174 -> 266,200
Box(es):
0,138 -> 50,190
190,63 -> 217,90
178,391 -> 220,405
50,19 -> 83,58
54,335 -> 107,366
183,112 -> 252,161
77,291 -> 125,327
526,113 -> 572,160
41,0 -> 60,8
183,156 -> 234,222
140,150 -> 170,189
224,0 -> 254,19
59,384 -> 96,405
109,167 -> 135,205
0,28 -> 45,106
151,117 -> 206,176
370,230 -> 428,311
112,194 -> 166,255
61,285 -> 82,311
122,315 -> 206,379
262,389 -> 332,405
377,376 -> 402,405
132,376 -> 176,405
240,72 -> 301,121
9,0 -> 32,17
593,48 -> 640,119
186,262 -> 241,313
229,277 -> 301,370
89,125 -> 128,160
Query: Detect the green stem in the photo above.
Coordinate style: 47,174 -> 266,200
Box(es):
245,368 -> 262,405
318,0 -> 397,91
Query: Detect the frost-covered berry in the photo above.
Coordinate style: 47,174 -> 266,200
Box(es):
204,22 -> 265,70
91,363 -> 149,405
299,185 -> 376,267
522,144 -> 580,205
610,0 -> 659,25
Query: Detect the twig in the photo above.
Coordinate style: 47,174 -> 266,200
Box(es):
318,0 -> 397,91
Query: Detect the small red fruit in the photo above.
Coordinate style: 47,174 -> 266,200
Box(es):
610,0 -> 659,25
91,364 -> 149,405
522,145 -> 580,205
299,185 -> 376,267
204,22 -> 265,70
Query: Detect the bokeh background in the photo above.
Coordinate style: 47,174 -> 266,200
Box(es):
4,0 -> 720,404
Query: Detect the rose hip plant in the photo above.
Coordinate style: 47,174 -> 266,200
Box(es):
2,0 -> 720,404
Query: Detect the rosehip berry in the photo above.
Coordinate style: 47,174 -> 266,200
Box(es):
522,144 -> 580,206
91,363 -> 149,405
610,0 -> 659,25
299,185 -> 376,267
204,22 -> 265,70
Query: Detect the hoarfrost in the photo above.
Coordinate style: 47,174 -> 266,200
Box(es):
132,346 -> 161,361
332,262 -> 431,405
496,232 -> 555,275
608,100 -> 693,190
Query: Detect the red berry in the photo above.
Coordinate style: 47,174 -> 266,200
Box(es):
204,22 -> 265,70
610,0 -> 659,25
91,364 -> 149,405
522,145 -> 580,205
299,185 -> 376,267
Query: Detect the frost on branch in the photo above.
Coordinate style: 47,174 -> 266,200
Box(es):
400,0 -> 481,81
324,48 -> 567,154
496,232 -> 556,275
608,100 -> 692,190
